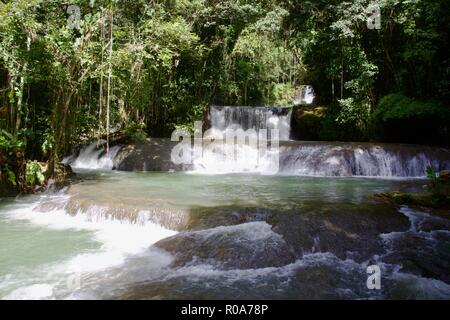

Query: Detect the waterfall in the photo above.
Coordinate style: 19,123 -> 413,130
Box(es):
209,106 -> 292,141
191,139 -> 450,177
63,141 -> 121,170
61,109 -> 450,177
187,106 -> 450,176
278,142 -> 450,177
190,106 -> 291,174
294,85 -> 315,106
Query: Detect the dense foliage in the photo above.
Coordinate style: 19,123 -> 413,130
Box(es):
0,0 -> 449,186
373,94 -> 450,144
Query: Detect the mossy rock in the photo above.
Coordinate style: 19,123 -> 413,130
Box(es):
47,163 -> 75,189
291,106 -> 327,140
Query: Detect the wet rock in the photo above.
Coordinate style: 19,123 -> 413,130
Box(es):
286,253 -> 374,300
115,138 -> 186,172
418,217 -> 450,232
372,191 -> 450,215
156,221 -> 297,269
47,162 -> 75,190
33,198 -> 67,212
269,202 -> 410,262
383,272 -> 450,300
64,183 -> 191,230
290,106 -> 326,140
381,231 -> 450,284
64,194 -> 190,230
186,206 -> 272,230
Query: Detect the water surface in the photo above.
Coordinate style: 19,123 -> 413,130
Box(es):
1,172 -> 449,299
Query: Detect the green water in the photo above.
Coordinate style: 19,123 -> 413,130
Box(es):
0,215 -> 96,275
1,172 -> 449,299
69,171 -> 424,209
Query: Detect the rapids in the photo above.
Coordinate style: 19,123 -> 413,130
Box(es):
1,172 -> 449,299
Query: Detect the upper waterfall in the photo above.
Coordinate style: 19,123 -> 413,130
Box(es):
209,106 -> 292,141
63,141 -> 121,170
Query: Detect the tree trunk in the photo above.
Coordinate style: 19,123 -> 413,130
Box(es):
106,8 -> 114,153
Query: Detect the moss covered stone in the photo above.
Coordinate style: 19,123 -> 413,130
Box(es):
291,106 -> 327,140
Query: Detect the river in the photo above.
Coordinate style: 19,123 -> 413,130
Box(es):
1,106 -> 449,299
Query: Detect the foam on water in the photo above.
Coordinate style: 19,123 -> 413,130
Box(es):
5,284 -> 54,300
187,107 -> 450,176
0,194 -> 176,299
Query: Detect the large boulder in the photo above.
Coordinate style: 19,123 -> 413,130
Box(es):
115,138 -> 186,172
290,106 -> 327,140
155,221 -> 297,269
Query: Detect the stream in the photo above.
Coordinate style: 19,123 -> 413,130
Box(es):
1,106 -> 449,299
1,172 -> 449,299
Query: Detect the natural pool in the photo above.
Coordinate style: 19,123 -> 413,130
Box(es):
1,171 -> 449,299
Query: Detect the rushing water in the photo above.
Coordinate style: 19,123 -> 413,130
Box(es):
1,172 -> 450,299
66,139 -> 450,177
2,106 -> 450,299
209,106 -> 292,141
63,106 -> 450,177
63,141 -> 121,170
293,85 -> 315,106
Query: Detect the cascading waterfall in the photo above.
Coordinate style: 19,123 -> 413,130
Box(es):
0,193 -> 176,299
191,106 -> 291,174
294,85 -> 315,106
63,141 -> 121,170
60,108 -> 450,177
278,142 -> 450,177
3,173 -> 450,299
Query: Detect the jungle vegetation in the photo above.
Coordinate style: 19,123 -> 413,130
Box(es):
1,0 -> 449,191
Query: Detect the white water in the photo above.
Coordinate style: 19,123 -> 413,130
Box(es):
192,106 -> 289,174
278,143 -> 449,177
63,141 -> 121,170
58,107 -> 450,177
209,106 -> 292,141
1,173 -> 449,299
192,140 -> 449,177
0,194 -> 176,299
190,106 -> 450,176
294,85 -> 315,106
192,129 -> 281,175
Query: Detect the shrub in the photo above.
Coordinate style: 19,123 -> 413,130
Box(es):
0,130 -> 24,151
25,161 -> 45,186
123,122 -> 148,142
372,94 -> 450,145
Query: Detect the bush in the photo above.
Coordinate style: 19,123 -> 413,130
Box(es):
425,166 -> 450,197
123,122 -> 148,142
372,94 -> 450,145
317,102 -> 371,142
25,161 -> 45,186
